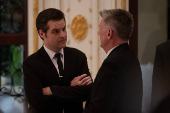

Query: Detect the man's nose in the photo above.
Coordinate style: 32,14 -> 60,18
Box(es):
60,31 -> 66,37
97,30 -> 100,35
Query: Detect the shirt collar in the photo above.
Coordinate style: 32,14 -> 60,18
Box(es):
43,45 -> 64,60
106,45 -> 119,58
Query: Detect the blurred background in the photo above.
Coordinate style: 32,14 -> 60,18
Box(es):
0,0 -> 169,113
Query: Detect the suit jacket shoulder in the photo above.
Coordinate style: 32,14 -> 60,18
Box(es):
157,40 -> 170,51
64,47 -> 86,58
106,43 -> 139,68
24,46 -> 48,64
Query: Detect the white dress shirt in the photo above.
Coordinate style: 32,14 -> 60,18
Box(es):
43,45 -> 64,77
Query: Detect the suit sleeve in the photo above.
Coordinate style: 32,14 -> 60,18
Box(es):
83,61 -> 123,113
151,46 -> 164,108
23,61 -> 54,112
50,52 -> 92,102
152,46 -> 163,79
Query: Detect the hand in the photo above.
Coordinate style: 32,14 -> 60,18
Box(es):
70,74 -> 92,86
42,87 -> 52,95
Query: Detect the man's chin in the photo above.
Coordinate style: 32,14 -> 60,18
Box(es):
61,43 -> 66,48
100,44 -> 102,48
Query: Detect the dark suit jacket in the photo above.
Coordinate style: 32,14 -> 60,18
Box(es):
151,40 -> 170,111
84,43 -> 143,113
23,46 -> 91,113
152,95 -> 170,113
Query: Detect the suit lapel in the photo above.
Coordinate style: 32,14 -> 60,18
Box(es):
39,47 -> 60,83
62,47 -> 71,85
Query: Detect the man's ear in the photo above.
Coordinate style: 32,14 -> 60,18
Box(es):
39,30 -> 46,40
107,29 -> 113,39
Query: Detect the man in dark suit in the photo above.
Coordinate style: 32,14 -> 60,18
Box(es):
23,8 -> 92,113
83,9 -> 143,113
151,40 -> 170,112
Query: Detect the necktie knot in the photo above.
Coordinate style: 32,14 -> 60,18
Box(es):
55,53 -> 61,59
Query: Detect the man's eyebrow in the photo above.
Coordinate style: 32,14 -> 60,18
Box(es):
52,29 -> 59,31
62,25 -> 66,30
51,25 -> 66,31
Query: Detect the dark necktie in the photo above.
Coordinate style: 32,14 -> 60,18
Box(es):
55,53 -> 63,76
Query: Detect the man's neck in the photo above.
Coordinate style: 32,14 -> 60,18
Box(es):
44,44 -> 61,53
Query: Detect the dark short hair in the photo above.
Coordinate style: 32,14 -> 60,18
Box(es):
36,8 -> 65,39
100,9 -> 134,40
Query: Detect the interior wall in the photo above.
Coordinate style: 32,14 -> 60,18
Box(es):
138,0 -> 167,113
28,0 -> 33,56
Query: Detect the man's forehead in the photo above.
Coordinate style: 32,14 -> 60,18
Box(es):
48,19 -> 66,28
100,18 -> 105,26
